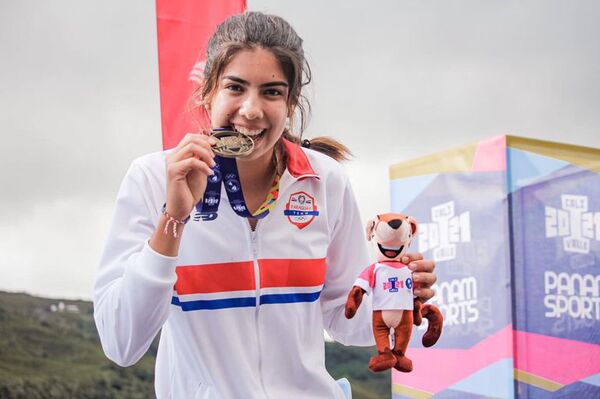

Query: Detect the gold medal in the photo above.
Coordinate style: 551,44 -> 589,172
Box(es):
211,129 -> 254,158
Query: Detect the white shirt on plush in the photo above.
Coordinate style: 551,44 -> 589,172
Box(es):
354,261 -> 414,311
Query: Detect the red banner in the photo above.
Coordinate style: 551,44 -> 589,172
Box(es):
156,0 -> 246,150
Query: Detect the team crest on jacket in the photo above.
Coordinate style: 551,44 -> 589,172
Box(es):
284,191 -> 319,229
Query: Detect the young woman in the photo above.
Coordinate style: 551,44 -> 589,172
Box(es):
94,12 -> 437,399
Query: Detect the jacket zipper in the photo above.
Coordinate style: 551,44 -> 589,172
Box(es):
249,225 -> 270,398
246,173 -> 313,398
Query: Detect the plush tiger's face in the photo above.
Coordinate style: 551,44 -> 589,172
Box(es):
366,213 -> 418,261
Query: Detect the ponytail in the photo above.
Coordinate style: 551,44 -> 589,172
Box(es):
282,131 -> 352,163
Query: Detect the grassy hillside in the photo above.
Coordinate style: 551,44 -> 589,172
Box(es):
325,342 -> 391,399
0,291 -> 389,398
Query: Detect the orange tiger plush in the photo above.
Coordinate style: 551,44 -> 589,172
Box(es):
344,213 -> 443,372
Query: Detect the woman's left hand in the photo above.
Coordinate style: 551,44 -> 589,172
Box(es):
402,253 -> 437,302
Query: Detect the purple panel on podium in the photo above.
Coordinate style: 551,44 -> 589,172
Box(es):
389,136 -> 600,399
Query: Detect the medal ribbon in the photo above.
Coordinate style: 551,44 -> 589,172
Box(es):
195,156 -> 279,221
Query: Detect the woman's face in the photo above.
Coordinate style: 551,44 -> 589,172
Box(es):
208,47 -> 290,164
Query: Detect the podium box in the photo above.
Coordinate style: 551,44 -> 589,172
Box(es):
388,135 -> 600,399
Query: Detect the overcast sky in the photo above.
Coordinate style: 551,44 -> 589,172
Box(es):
1,0 -> 599,300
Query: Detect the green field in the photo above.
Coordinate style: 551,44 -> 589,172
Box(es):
0,292 -> 389,398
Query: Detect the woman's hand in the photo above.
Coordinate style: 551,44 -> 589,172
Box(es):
165,132 -> 217,220
402,253 -> 437,302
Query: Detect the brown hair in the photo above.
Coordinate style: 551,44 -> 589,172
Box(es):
192,11 -> 351,163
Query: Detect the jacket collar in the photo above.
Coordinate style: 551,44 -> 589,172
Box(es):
282,139 -> 319,179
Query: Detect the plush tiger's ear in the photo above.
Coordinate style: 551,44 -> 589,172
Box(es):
365,217 -> 378,241
407,216 -> 418,236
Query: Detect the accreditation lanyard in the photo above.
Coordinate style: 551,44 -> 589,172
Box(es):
194,156 -> 279,222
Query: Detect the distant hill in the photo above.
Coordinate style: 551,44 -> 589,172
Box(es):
0,291 -> 389,399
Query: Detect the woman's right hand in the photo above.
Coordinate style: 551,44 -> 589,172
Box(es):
165,132 -> 217,220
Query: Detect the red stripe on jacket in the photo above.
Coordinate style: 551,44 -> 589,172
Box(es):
174,261 -> 255,294
174,258 -> 327,295
259,258 -> 326,288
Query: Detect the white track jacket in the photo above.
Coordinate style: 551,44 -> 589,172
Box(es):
94,140 -> 375,399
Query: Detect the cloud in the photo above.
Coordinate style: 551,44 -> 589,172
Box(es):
0,195 -> 115,299
2,0 -> 600,297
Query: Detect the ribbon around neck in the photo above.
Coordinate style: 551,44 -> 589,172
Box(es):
194,156 -> 279,222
